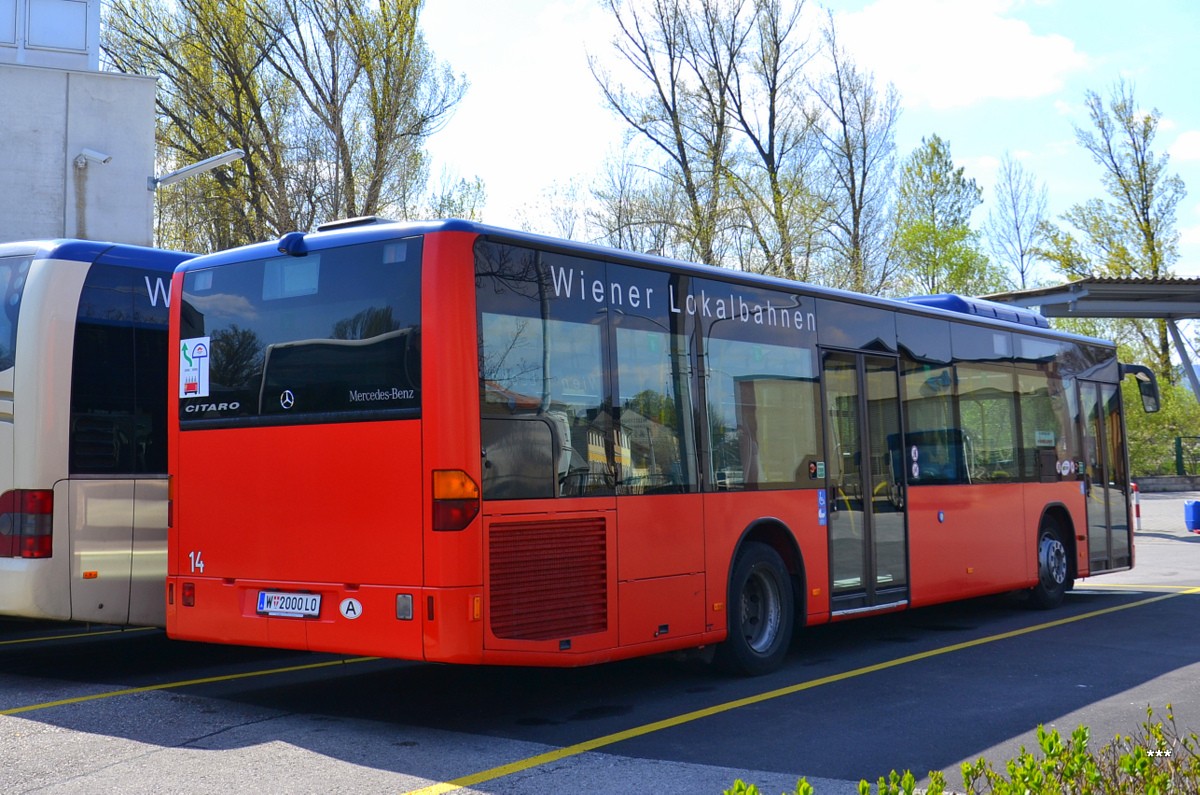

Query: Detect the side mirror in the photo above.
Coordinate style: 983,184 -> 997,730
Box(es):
1119,363 -> 1161,413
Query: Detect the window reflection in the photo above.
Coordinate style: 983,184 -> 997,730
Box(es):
476,242 -> 702,500
700,291 -> 825,489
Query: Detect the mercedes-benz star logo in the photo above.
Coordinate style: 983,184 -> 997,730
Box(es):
280,389 -> 296,410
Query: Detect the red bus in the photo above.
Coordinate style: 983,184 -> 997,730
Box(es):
166,218 -> 1158,674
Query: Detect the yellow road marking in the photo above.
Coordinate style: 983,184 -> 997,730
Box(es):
0,656 -> 379,716
0,626 -> 158,647
406,587 -> 1200,795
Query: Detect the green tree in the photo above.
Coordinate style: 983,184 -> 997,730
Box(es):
1124,377 -> 1200,475
1039,79 -> 1187,380
893,134 -> 1001,296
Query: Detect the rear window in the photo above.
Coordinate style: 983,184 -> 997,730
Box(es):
178,237 -> 421,426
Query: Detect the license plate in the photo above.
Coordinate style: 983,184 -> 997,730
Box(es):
256,590 -> 321,617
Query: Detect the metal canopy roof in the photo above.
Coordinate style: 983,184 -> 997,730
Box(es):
987,276 -> 1200,398
986,277 -> 1200,320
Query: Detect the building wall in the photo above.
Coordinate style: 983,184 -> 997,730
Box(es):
0,63 -> 155,245
0,0 -> 100,71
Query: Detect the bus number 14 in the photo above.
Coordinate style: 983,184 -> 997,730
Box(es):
188,550 -> 206,573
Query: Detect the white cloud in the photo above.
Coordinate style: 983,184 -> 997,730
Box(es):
421,0 -> 624,223
835,0 -> 1089,110
1170,130 -> 1200,162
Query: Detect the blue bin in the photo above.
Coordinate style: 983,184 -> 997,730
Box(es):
1186,500 -> 1200,532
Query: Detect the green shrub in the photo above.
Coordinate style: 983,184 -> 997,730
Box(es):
725,707 -> 1199,795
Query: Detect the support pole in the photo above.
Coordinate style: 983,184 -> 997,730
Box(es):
1167,319 -> 1200,403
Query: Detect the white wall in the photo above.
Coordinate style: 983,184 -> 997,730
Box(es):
0,63 -> 156,245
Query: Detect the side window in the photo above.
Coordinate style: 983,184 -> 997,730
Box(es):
1017,366 -> 1074,482
901,358 -> 963,485
700,279 -> 821,490
476,245 -> 701,499
611,264 -> 697,495
957,363 -> 1018,483
477,243 -> 615,499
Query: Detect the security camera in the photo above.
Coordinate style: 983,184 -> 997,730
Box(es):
75,148 -> 113,167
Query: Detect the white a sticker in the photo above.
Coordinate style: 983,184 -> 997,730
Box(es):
180,337 -> 211,398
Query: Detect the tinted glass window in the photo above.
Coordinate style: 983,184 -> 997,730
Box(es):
957,363 -> 1018,482
1017,365 -> 1076,482
897,313 -> 951,365
0,255 -> 31,371
901,355 -> 963,485
179,238 -> 421,425
610,264 -> 697,495
818,299 -> 896,352
952,323 -> 1013,362
477,242 -> 616,498
476,243 -> 702,499
700,279 -> 821,490
69,264 -> 171,474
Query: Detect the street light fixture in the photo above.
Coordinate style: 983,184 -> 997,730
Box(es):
148,148 -> 245,191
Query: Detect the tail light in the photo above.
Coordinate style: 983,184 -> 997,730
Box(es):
432,469 -> 479,531
0,489 -> 54,558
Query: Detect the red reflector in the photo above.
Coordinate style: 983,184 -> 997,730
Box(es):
182,582 -> 196,607
0,489 -> 53,558
433,499 -> 479,531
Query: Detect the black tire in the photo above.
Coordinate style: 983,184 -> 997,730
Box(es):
715,541 -> 794,675
1029,518 -> 1072,609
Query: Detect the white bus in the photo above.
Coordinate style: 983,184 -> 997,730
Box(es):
0,240 -> 190,625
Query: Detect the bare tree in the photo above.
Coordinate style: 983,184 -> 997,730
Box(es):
810,10 -> 900,294
984,154 -> 1049,290
590,0 -> 748,265
588,148 -> 682,255
724,0 -> 826,280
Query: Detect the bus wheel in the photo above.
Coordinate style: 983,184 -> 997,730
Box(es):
1030,519 -> 1071,609
716,541 -> 794,675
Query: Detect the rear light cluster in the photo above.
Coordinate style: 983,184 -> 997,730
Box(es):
0,489 -> 54,558
432,469 -> 479,531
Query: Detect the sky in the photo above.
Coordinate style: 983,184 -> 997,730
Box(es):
420,0 -> 1200,279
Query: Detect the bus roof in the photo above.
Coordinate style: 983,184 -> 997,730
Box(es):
177,217 -> 1107,346
0,239 -> 192,271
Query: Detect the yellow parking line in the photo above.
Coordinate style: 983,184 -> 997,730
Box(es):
0,656 -> 379,716
0,626 -> 158,647
405,587 -> 1200,795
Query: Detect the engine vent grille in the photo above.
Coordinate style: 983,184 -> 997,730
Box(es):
488,518 -> 607,641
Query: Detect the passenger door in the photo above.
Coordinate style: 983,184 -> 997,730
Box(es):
1080,381 -> 1131,571
822,351 -> 909,613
